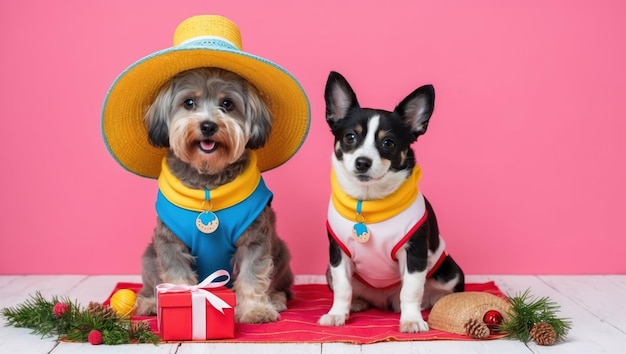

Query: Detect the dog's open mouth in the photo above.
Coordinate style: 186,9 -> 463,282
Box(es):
198,139 -> 218,153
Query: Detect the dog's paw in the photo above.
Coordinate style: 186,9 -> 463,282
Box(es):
135,295 -> 157,316
319,313 -> 347,326
270,291 -> 288,312
399,319 -> 430,333
350,297 -> 371,313
235,302 -> 280,324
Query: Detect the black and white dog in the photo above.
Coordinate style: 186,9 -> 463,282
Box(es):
318,71 -> 464,333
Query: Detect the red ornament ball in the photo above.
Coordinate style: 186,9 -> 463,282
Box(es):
483,310 -> 504,333
88,329 -> 103,345
53,302 -> 69,318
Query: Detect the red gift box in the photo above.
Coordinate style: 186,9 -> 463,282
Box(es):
156,271 -> 235,341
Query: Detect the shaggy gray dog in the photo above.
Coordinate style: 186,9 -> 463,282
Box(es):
136,68 -> 293,324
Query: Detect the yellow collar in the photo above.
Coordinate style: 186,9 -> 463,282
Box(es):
158,152 -> 262,212
330,166 -> 421,224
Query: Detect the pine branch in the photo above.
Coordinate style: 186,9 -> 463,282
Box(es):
132,328 -> 161,345
500,289 -> 572,343
0,291 -> 79,338
2,292 -> 160,345
63,310 -> 124,343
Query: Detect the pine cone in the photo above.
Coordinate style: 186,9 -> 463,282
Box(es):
530,321 -> 557,346
464,318 -> 490,339
87,302 -> 117,321
129,320 -> 152,338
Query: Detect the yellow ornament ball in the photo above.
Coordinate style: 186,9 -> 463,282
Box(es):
110,289 -> 137,318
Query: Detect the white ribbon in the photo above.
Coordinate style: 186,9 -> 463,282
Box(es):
156,270 -> 232,340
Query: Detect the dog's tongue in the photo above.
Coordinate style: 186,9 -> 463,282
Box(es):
200,140 -> 216,151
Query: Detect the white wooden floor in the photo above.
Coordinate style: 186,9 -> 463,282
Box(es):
0,275 -> 624,353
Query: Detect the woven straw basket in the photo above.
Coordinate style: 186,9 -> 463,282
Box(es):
428,292 -> 512,335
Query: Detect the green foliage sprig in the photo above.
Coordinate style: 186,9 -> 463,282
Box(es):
499,289 -> 572,343
1,291 -> 159,345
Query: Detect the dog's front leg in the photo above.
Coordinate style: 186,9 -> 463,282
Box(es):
319,236 -> 354,326
396,245 -> 429,333
136,220 -> 197,315
231,243 -> 278,323
232,210 -> 281,324
152,221 -> 197,285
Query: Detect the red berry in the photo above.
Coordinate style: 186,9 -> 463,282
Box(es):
53,302 -> 69,318
88,329 -> 103,345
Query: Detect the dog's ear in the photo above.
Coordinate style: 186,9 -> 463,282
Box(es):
144,84 -> 172,148
325,71 -> 359,128
245,85 -> 273,150
395,84 -> 435,141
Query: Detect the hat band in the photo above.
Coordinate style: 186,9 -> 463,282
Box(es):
180,36 -> 240,50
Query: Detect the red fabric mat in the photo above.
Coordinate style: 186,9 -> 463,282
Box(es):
104,282 -> 505,344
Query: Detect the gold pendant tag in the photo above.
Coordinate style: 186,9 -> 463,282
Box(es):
196,211 -> 219,234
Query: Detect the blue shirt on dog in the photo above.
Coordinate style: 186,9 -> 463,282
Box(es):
155,178 -> 273,286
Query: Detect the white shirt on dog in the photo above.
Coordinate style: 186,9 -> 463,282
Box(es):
326,191 -> 447,289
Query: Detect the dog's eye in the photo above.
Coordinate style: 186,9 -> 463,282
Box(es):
343,133 -> 356,145
381,139 -> 395,150
183,98 -> 196,110
221,99 -> 235,112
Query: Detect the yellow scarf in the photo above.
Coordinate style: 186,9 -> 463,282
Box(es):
158,152 -> 262,212
330,166 -> 422,224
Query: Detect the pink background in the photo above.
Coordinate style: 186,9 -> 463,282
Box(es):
1,1 -> 624,275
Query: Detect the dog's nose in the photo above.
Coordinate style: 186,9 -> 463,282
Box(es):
200,121 -> 218,137
355,157 -> 372,173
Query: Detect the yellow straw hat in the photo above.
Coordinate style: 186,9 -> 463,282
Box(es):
428,292 -> 511,336
102,15 -> 310,178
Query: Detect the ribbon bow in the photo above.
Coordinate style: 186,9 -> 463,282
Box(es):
156,270 -> 233,341
156,270 -> 232,314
